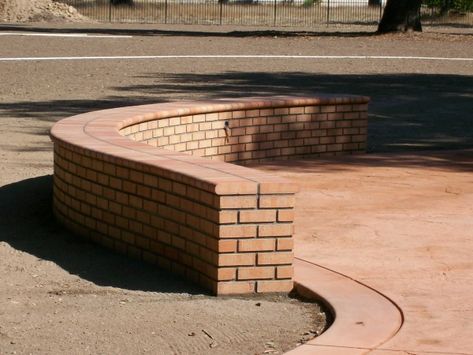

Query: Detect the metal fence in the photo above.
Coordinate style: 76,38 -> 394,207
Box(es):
62,0 -> 473,27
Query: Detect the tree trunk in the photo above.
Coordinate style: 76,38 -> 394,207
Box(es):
377,0 -> 422,33
440,0 -> 451,15
111,0 -> 134,5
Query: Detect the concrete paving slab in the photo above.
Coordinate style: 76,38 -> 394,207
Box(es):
255,150 -> 473,354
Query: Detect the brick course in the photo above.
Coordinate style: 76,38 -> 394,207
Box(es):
50,95 -> 369,295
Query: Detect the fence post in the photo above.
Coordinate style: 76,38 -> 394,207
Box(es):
219,0 -> 223,25
326,0 -> 330,25
165,0 -> 168,24
108,0 -> 112,22
379,0 -> 383,23
273,0 -> 277,26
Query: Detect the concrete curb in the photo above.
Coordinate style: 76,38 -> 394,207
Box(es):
286,258 -> 403,354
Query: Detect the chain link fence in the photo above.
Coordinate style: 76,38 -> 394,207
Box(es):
60,0 -> 473,27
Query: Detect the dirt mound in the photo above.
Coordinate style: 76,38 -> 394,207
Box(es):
0,0 -> 88,22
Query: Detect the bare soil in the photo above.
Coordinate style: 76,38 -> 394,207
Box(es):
0,20 -> 472,355
0,0 -> 86,22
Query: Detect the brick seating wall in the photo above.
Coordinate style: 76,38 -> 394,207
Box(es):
50,96 -> 369,295
121,103 -> 368,164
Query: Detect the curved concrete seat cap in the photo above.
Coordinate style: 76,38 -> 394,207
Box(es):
50,95 -> 369,295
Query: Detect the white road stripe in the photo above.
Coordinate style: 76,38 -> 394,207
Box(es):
0,55 -> 472,62
0,32 -> 132,38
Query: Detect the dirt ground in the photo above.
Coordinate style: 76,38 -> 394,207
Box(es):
0,0 -> 86,22
0,21 -> 472,354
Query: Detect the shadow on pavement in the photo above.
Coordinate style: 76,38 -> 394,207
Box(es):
0,175 -> 206,295
251,149 -> 473,173
0,24 -> 376,38
1,72 -> 471,153
109,72 -> 473,153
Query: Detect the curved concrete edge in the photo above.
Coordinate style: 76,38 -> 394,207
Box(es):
285,258 -> 403,355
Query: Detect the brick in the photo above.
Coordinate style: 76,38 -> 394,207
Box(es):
239,239 -> 275,252
205,113 -> 219,121
304,106 -> 320,114
259,224 -> 293,237
150,240 -> 164,254
336,136 -> 352,144
289,107 -> 304,114
120,230 -> 135,245
238,118 -> 253,127
352,104 -> 369,111
238,266 -> 274,280
199,140 -> 212,149
280,147 -> 295,156
218,225 -> 257,239
174,125 -> 187,136
217,281 -> 255,295
219,195 -> 257,209
327,144 -> 343,152
218,210 -> 238,224
343,112 -> 360,120
273,124 -> 288,132
274,108 -> 289,115
311,145 -> 327,153
136,185 -> 151,198
289,122 -> 304,131
239,210 -> 276,223
207,239 -> 237,253
320,136 -> 336,144
136,236 -> 150,249
295,146 -> 311,155
257,252 -> 293,265
276,238 -> 294,251
276,265 -> 294,279
172,236 -> 186,250
205,147 -> 218,156
321,105 -> 336,113
352,134 -> 366,142
216,267 -> 237,281
116,166 -> 129,179
259,195 -> 295,209
199,247 -> 215,265
336,104 -> 353,112
343,143 -> 360,150
256,280 -> 293,293
129,195 -> 143,209
218,253 -> 255,267
218,111 -> 233,119
246,126 -> 259,135
109,201 -> 122,215
122,180 -> 136,194
260,108 -> 274,116
327,128 -> 343,136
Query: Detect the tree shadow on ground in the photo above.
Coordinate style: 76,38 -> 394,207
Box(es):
114,72 -> 473,153
0,175 -> 206,295
250,149 -> 473,174
1,72 -> 472,153
0,24 -> 376,38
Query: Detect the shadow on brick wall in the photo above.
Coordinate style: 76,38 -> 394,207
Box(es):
0,175 -> 206,295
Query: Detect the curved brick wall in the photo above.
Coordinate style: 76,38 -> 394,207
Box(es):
50,95 -> 369,295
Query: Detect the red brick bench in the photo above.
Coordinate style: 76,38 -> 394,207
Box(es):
50,95 -> 369,295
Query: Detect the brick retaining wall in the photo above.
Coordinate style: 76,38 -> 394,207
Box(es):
50,95 -> 369,295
